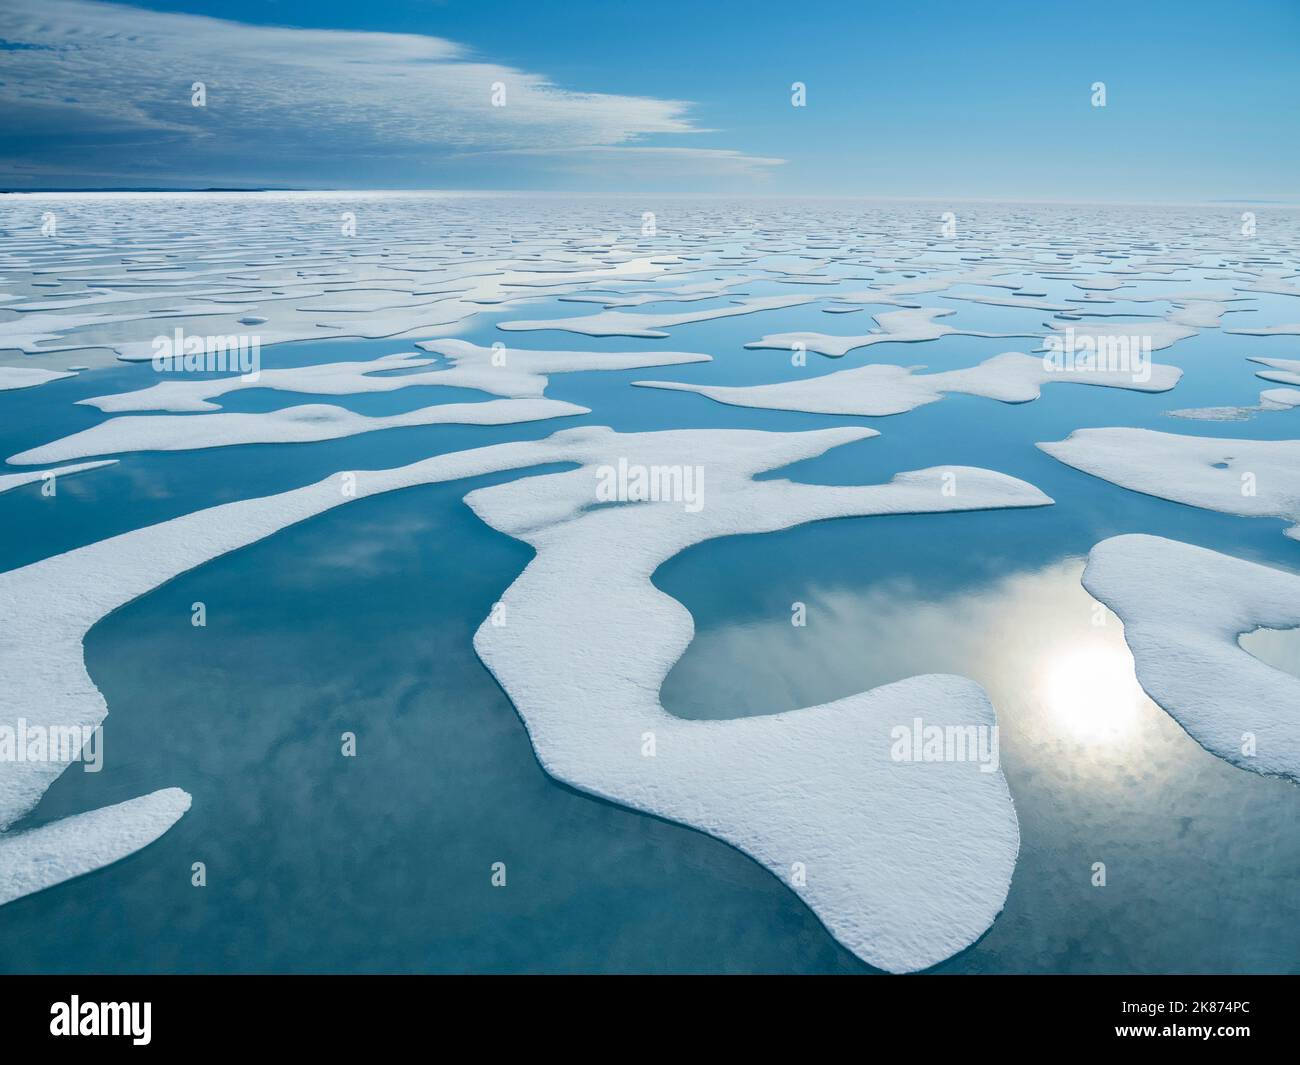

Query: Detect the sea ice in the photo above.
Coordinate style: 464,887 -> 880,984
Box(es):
0,460 -> 117,495
1083,534 -> 1300,781
0,366 -> 77,391
743,308 -> 1035,358
636,351 -> 1179,417
0,790 -> 191,907
1039,428 -> 1300,539
9,397 -> 587,464
0,423 -> 1052,970
413,340 -> 711,397
496,295 -> 814,337
80,351 -> 440,412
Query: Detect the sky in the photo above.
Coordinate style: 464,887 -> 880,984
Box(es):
1,0 -> 1297,201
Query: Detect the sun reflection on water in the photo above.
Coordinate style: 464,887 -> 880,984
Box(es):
1039,642 -> 1145,744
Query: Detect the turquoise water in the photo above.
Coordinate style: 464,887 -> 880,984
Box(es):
1,241 -> 1298,973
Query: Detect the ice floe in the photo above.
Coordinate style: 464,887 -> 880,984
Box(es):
81,344 -> 713,412
0,790 -> 191,907
413,340 -> 711,398
636,351 -> 1180,417
1250,356 -> 1300,387
467,425 -> 1052,971
496,295 -> 814,337
744,307 -> 1037,358
1226,322 -> 1300,337
1082,535 -> 1300,782
80,351 -> 440,412
0,423 -> 1051,970
9,398 -> 587,464
0,366 -> 77,391
1039,428 -> 1300,539
0,460 -> 117,495
1039,318 -> 1197,353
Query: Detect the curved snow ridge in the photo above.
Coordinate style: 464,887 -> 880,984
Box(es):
1083,534 -> 1300,782
635,351 -> 1180,418
0,425 -> 1050,968
467,425 -> 1054,972
1038,427 -> 1300,540
8,397 -> 588,464
0,789 -> 191,906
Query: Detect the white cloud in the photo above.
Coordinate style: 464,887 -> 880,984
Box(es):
0,0 -> 782,186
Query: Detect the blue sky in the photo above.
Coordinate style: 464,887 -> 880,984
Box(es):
1,0 -> 1297,200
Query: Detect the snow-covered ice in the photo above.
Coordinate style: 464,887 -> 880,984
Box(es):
637,351 -> 1180,417
0,366 -> 77,392
0,422 -> 1053,970
496,295 -> 814,337
1039,428 -> 1300,540
1083,534 -> 1300,782
0,460 -> 117,495
743,308 -> 1036,358
9,397 -> 587,464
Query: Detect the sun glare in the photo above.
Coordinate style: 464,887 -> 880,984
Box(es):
1040,643 -> 1144,743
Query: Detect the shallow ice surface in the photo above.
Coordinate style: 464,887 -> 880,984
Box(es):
1083,535 -> 1300,781
8,398 -> 586,464
636,351 -> 1180,417
1038,429 -> 1300,540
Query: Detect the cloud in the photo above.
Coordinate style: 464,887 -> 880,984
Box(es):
458,146 -> 787,179
0,0 -> 782,187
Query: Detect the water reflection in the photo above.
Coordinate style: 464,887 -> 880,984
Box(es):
1239,625 -> 1300,681
663,556 -> 1165,782
663,554 -> 1300,972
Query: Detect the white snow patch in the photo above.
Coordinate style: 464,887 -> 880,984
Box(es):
0,425 -> 1051,970
1039,428 -> 1300,540
637,351 -> 1179,417
1083,534 -> 1300,781
0,366 -> 77,391
9,398 -> 586,464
